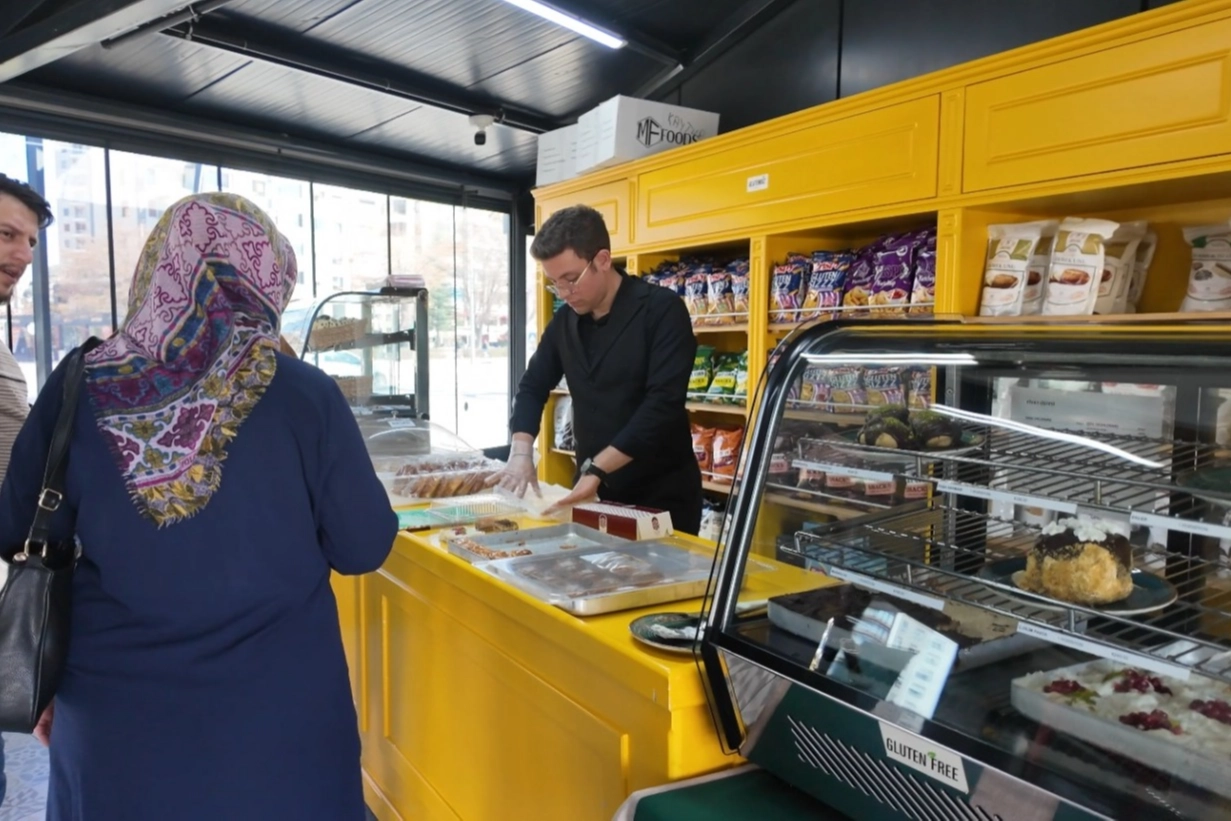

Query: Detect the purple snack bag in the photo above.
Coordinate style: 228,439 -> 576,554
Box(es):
870,244 -> 915,317
911,231 -> 938,314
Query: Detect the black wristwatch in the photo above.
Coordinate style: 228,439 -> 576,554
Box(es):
579,458 -> 609,483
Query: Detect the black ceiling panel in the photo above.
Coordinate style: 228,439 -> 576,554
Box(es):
350,104 -> 538,175
679,0 -> 839,132
217,0 -> 364,33
562,0 -> 754,51
839,0 -> 1141,98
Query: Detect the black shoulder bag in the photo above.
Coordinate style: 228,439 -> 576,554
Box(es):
0,341 -> 96,733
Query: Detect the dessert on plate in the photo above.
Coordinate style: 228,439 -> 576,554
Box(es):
1019,515 -> 1133,604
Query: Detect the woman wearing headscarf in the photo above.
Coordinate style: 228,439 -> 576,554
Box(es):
0,193 -> 397,820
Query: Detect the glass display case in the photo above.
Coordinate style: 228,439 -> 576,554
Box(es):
281,287 -> 429,414
701,319 -> 1231,821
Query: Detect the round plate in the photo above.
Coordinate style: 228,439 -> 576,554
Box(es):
1176,464 -> 1231,508
629,612 -> 701,655
829,428 -> 985,463
977,557 -> 1178,616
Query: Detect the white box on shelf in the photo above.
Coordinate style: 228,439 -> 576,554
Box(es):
574,95 -> 720,174
535,124 -> 579,187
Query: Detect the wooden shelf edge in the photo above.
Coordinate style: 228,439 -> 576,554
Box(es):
687,401 -> 748,416
958,311 -> 1231,325
701,480 -> 733,495
764,493 -> 868,521
692,322 -> 750,335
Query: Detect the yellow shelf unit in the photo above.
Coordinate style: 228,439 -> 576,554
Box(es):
531,0 -> 1231,502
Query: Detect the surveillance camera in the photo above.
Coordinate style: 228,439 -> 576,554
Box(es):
469,113 -> 495,147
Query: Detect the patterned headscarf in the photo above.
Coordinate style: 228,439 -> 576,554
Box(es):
84,193 -> 297,527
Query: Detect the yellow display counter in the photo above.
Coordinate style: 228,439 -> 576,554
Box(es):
332,520 -> 823,821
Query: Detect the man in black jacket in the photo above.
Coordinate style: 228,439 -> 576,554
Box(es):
493,205 -> 703,534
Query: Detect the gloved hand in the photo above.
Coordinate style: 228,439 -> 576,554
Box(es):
488,452 -> 541,498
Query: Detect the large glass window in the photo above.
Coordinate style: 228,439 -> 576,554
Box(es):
312,184 -> 388,295
391,196 -> 458,437
109,150 -> 219,317
221,169 -> 313,297
455,207 -> 510,449
41,141 -> 113,368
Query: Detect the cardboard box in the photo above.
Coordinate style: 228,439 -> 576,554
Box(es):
572,502 -> 673,541
574,95 -> 720,174
535,124 -> 578,187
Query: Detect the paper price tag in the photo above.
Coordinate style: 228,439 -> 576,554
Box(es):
936,481 -> 1077,514
1015,621 -> 1191,680
826,567 -> 945,611
1130,511 -> 1231,542
885,614 -> 959,720
792,460 -> 895,484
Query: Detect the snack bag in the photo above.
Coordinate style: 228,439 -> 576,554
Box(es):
690,345 -> 716,396
1043,218 -> 1120,316
707,353 -> 740,403
684,268 -> 709,321
796,365 -> 830,409
910,230 -> 938,315
705,269 -> 735,325
827,367 -> 865,413
732,351 -> 749,405
908,368 -> 932,410
770,254 -> 809,324
691,424 -> 716,475
869,244 -> 916,318
1094,221 -> 1146,315
729,260 -> 751,319
1126,231 -> 1158,313
713,427 -> 745,484
800,251 -> 853,321
1180,222 -> 1231,312
979,221 -> 1051,316
1020,221 -> 1059,316
842,251 -> 877,315
864,367 -> 905,407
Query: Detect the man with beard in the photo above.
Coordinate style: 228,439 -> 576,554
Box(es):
0,173 -> 53,803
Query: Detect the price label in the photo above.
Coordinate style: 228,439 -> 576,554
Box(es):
885,614 -> 959,721
746,173 -> 769,193
793,460 -> 895,484
936,481 -> 1077,514
1129,511 -> 1231,542
825,567 -> 945,612
1015,621 -> 1191,680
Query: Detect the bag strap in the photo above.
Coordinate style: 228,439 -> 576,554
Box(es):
21,338 -> 102,558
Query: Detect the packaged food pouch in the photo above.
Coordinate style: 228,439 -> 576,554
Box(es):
729,261 -> 751,319
800,251 -> 852,321
1126,231 -> 1158,313
908,368 -> 932,410
1094,221 -> 1146,315
707,353 -> 740,403
842,252 -> 877,315
712,427 -> 745,484
684,268 -> 709,321
770,255 -> 809,324
1019,221 -> 1059,316
705,269 -> 735,325
978,221 -> 1050,316
1043,218 -> 1120,316
691,424 -> 716,474
827,366 -> 865,413
657,270 -> 683,297
864,367 -> 905,407
869,244 -> 915,318
1180,223 -> 1231,312
732,351 -> 749,405
690,345 -> 715,395
795,365 -> 828,408
910,231 -> 937,315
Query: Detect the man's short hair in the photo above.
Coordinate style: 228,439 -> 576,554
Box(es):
530,205 -> 609,262
0,174 -> 53,229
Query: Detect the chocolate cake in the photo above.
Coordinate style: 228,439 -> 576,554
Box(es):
1020,516 -> 1133,605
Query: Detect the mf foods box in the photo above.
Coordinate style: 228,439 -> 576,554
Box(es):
575,96 -> 719,174
572,502 -> 673,541
535,124 -> 579,187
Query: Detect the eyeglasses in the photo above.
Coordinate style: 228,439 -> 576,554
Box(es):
545,258 -> 593,297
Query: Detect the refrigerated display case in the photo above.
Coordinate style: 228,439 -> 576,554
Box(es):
281,287 -> 429,413
700,319 -> 1231,821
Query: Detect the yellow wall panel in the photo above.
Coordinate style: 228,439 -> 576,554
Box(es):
536,179 -> 636,253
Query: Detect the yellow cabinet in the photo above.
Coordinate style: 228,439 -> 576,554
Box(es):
536,178 -> 636,253
634,95 -> 941,247
963,17 -> 1231,192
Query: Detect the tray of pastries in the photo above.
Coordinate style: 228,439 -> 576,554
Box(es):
445,522 -> 623,564
376,454 -> 502,503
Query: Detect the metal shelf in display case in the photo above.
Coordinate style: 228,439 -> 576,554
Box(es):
281,287 -> 430,415
698,319 -> 1231,821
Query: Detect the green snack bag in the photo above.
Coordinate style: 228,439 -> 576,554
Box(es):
690,345 -> 716,395
707,353 -> 739,403
732,351 -> 749,405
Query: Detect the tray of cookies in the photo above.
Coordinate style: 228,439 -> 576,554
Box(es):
445,522 -> 624,564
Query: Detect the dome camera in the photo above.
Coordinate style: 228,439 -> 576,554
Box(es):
469,114 -> 495,147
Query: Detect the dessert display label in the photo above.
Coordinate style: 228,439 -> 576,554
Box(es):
884,614 -> 960,721
1007,385 -> 1167,439
792,459 -> 895,484
1016,621 -> 1191,680
879,722 -> 969,793
1130,510 -> 1231,542
935,480 -> 1078,514
825,567 -> 945,612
